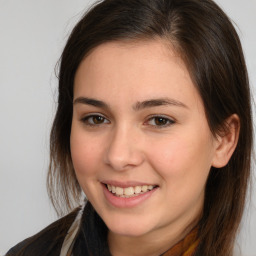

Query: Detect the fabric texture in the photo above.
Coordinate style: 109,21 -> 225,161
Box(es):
60,204 -> 85,256
61,202 -> 198,256
162,227 -> 199,256
6,202 -> 199,256
5,209 -> 80,256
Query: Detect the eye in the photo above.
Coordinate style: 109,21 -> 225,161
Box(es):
145,115 -> 175,127
81,114 -> 110,126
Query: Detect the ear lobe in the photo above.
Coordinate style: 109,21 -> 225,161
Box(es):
212,114 -> 240,168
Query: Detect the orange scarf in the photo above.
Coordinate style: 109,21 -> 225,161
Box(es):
162,227 -> 199,256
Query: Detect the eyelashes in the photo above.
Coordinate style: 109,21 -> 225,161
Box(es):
145,115 -> 175,128
80,114 -> 110,126
80,114 -> 175,128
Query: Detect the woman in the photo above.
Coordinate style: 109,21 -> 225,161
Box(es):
6,0 -> 253,255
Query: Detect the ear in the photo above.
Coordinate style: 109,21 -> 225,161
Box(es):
212,114 -> 240,168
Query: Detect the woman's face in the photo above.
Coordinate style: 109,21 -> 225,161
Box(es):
71,40 -> 219,239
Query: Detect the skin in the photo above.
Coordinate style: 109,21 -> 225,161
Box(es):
70,40 -> 239,256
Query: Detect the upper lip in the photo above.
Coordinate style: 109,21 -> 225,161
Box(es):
101,180 -> 158,188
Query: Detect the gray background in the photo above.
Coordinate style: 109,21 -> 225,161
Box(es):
0,0 -> 255,255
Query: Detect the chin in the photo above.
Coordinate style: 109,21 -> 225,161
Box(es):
104,215 -> 154,237
109,225 -> 151,237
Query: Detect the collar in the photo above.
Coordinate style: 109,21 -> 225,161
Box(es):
162,226 -> 199,256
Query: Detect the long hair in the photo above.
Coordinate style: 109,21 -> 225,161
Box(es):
48,0 -> 253,255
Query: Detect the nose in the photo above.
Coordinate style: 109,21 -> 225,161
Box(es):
104,126 -> 145,171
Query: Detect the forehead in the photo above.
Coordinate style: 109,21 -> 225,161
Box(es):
78,39 -> 183,75
74,40 -> 202,111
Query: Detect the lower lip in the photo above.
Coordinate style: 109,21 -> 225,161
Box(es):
102,184 -> 158,208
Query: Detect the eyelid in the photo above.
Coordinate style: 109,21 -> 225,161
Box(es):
144,114 -> 175,128
80,113 -> 110,126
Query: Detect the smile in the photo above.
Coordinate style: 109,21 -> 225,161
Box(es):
106,184 -> 156,198
102,182 -> 158,208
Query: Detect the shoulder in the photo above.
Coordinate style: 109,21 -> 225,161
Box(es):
5,208 -> 80,256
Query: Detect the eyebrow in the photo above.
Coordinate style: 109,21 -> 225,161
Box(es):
73,97 -> 109,109
133,98 -> 188,111
73,97 -> 188,110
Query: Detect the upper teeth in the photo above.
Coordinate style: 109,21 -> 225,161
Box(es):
107,184 -> 155,197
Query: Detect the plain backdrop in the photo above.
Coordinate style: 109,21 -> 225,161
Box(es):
0,0 -> 255,255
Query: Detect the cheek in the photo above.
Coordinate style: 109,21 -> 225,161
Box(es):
70,129 -> 106,200
70,127 -> 101,178
147,130 -> 214,185
148,135 -> 212,216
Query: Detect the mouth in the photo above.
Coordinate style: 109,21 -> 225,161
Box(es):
103,183 -> 158,198
101,182 -> 159,208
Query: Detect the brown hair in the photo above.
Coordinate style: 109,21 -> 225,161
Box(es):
48,0 -> 253,255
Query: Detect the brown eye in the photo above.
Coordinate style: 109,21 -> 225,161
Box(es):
154,117 -> 168,126
81,114 -> 109,126
146,116 -> 175,127
92,115 -> 105,124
